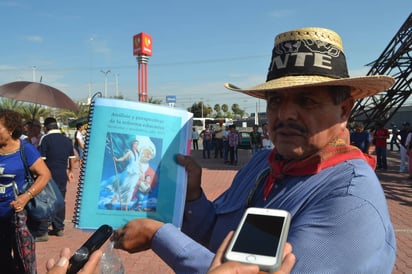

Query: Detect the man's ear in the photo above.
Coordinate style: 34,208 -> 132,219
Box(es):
341,97 -> 355,120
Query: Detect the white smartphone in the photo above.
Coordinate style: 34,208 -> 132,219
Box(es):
224,207 -> 291,273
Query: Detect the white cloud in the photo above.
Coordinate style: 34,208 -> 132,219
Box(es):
21,35 -> 43,43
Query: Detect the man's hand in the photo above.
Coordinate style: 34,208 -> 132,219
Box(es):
208,232 -> 296,274
208,232 -> 260,274
112,218 -> 164,253
176,154 -> 202,201
46,247 -> 102,274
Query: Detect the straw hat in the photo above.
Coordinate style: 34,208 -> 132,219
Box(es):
224,27 -> 394,99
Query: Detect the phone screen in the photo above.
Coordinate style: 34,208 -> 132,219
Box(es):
232,214 -> 284,257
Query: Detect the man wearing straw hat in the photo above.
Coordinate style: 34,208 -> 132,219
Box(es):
113,27 -> 396,273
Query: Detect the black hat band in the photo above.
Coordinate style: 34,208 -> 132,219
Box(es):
266,39 -> 349,82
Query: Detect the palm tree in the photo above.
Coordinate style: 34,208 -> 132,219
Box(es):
0,98 -> 23,110
148,97 -> 163,104
0,99 -> 49,120
21,103 -> 52,120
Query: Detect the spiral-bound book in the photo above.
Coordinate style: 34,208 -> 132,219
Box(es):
73,97 -> 193,230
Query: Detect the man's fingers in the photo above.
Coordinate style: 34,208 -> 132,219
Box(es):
46,248 -> 71,272
275,252 -> 296,274
282,242 -> 292,260
79,249 -> 102,273
209,231 -> 234,269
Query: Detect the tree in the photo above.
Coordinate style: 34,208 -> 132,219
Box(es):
206,106 -> 213,116
187,101 -> 213,118
0,99 -> 51,120
111,95 -> 125,99
231,103 -> 245,119
231,103 -> 240,113
148,97 -> 163,104
55,102 -> 89,126
0,98 -> 23,111
214,104 -> 221,113
188,102 -> 201,117
21,103 -> 51,120
215,111 -> 224,118
221,104 -> 228,113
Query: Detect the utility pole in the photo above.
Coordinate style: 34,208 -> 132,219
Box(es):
115,73 -> 119,97
200,98 -> 204,118
100,70 -> 111,97
88,37 -> 94,100
32,66 -> 36,82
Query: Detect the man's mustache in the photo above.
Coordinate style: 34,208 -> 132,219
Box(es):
273,122 -> 308,134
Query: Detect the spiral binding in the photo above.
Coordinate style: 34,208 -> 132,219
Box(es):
73,92 -> 102,226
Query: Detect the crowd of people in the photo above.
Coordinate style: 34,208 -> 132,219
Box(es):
349,120 -> 412,178
195,122 -> 274,165
1,26 -> 405,273
20,119 -> 86,242
0,111 -> 85,273
196,117 -> 412,179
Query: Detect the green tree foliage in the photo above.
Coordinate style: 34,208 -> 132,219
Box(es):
0,98 -> 23,110
231,103 -> 240,113
221,104 -> 228,113
231,103 -> 245,118
187,101 -> 213,118
148,97 -> 162,104
0,98 -> 89,126
187,101 -> 249,119
215,111 -> 224,118
21,103 -> 51,120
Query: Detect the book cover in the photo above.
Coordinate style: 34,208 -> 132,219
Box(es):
73,97 -> 193,230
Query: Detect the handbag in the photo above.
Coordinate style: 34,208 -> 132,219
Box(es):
19,142 -> 65,221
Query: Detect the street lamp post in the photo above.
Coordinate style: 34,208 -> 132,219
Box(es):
115,73 -> 119,97
32,66 -> 36,82
100,70 -> 111,97
89,37 -> 94,100
200,98 -> 204,118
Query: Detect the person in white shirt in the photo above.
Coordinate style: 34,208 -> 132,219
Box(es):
261,122 -> 273,149
405,131 -> 412,178
191,128 -> 199,150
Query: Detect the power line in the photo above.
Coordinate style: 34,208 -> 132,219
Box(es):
0,54 -> 269,73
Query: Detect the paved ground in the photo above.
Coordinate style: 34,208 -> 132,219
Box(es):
35,148 -> 411,273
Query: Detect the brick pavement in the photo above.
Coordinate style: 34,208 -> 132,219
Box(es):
376,151 -> 412,274
35,148 -> 411,273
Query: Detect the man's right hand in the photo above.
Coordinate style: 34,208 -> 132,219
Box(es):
112,219 -> 164,253
176,154 -> 202,201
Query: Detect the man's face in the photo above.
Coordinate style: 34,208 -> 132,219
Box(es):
266,86 -> 353,160
140,147 -> 154,163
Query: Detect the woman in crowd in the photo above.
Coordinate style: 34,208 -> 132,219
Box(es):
0,110 -> 50,273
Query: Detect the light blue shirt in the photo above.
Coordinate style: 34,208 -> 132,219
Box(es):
153,150 -> 396,273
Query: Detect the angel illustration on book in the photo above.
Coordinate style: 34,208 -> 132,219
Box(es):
99,133 -> 159,211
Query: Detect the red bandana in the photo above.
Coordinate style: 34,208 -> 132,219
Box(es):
264,129 -> 376,201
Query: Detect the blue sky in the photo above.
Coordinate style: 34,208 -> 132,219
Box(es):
0,0 -> 409,114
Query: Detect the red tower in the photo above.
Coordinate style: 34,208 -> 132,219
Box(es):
133,32 -> 152,102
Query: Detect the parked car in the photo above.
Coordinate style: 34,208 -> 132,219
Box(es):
238,131 -> 251,149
